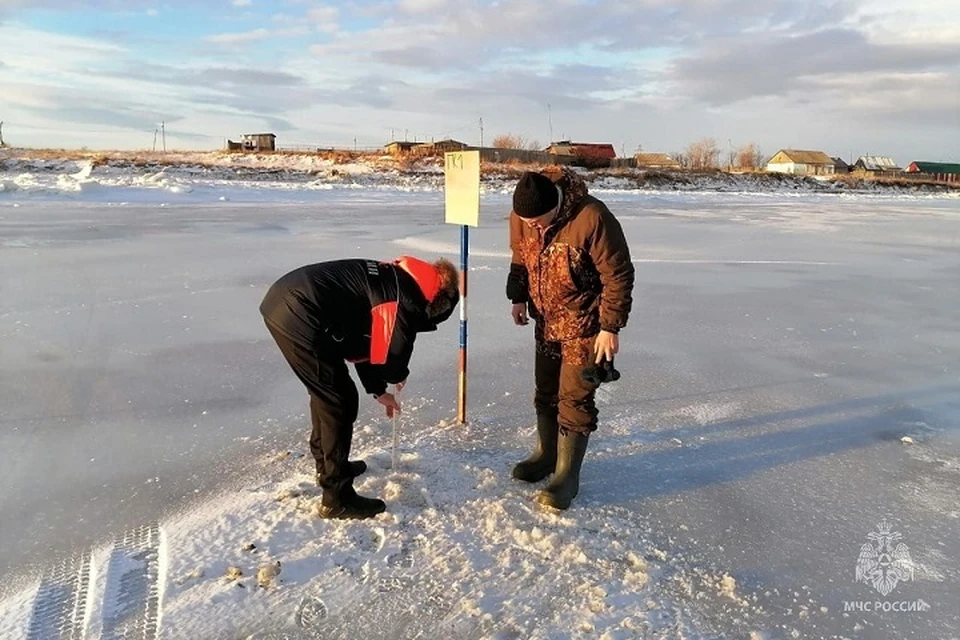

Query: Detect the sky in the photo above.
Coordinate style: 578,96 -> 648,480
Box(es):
0,0 -> 958,162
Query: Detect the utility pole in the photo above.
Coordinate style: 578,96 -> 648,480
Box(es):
354,136 -> 357,151
152,128 -> 158,151
0,120 -> 5,147
479,117 -> 483,148
547,103 -> 553,143
161,121 -> 166,152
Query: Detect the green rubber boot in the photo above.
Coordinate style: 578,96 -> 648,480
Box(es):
536,430 -> 589,510
512,414 -> 559,482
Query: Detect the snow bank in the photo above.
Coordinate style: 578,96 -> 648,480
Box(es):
1,149 -> 957,203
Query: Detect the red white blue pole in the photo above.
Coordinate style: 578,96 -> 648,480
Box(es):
458,224 -> 468,424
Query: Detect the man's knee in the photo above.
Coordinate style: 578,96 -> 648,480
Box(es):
557,363 -> 599,432
558,397 -> 598,434
343,386 -> 359,424
534,392 -> 558,416
328,364 -> 359,424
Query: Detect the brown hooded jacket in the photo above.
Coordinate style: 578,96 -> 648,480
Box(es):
506,167 -> 634,364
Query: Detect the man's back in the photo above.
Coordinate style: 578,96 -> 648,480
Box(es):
260,259 -> 374,347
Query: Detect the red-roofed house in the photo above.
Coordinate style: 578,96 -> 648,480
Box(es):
546,141 -> 617,167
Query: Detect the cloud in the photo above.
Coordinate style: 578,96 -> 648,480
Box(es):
113,64 -> 306,89
232,0 -> 251,6
305,5 -> 338,32
805,71 -> 960,127
428,64 -> 635,112
2,0 -> 958,158
0,0 -> 198,17
31,105 -> 178,132
398,0 -> 447,14
206,25 -> 310,45
312,0 -> 851,75
206,28 -> 270,44
672,28 -> 960,106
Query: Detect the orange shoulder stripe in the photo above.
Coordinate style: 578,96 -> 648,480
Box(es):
370,301 -> 398,365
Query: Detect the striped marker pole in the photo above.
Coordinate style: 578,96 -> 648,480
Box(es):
443,149 -> 478,425
458,224 -> 468,424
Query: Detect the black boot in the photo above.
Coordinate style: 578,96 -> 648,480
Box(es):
317,487 -> 386,520
512,414 -> 559,482
315,460 -> 367,486
536,430 -> 589,510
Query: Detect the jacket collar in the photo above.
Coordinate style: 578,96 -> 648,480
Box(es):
394,255 -> 440,302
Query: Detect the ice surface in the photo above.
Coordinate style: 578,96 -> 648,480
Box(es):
1,171 -> 958,638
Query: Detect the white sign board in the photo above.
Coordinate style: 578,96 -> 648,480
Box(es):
444,150 -> 480,227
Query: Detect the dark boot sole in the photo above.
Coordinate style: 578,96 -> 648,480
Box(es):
317,503 -> 386,520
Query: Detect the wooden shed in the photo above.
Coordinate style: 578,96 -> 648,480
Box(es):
634,152 -> 681,169
241,133 -> 276,152
853,155 -> 902,175
385,141 -> 419,155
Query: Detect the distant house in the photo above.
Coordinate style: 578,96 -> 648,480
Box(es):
766,149 -> 836,175
634,152 -> 681,169
240,133 -> 276,152
853,156 -> 902,174
906,161 -> 960,183
831,157 -> 851,173
384,141 -> 419,155
419,139 -> 469,154
545,141 -> 617,168
546,141 -> 617,159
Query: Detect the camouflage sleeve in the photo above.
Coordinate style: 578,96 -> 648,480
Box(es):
506,213 -> 529,303
589,207 -> 634,333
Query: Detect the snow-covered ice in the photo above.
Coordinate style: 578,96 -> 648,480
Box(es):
1,162 -> 958,638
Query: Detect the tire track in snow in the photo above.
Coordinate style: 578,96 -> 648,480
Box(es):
25,551 -> 92,640
101,522 -> 163,640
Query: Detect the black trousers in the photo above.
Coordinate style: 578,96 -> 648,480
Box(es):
265,321 -> 359,500
534,348 -> 599,435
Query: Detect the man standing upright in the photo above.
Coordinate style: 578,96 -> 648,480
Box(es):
507,167 -> 634,509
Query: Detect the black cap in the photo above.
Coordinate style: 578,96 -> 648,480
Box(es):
512,171 -> 558,218
421,288 -> 460,331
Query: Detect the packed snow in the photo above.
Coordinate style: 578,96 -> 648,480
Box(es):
0,155 -> 958,639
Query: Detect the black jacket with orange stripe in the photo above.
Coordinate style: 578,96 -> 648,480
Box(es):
260,256 -> 449,397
